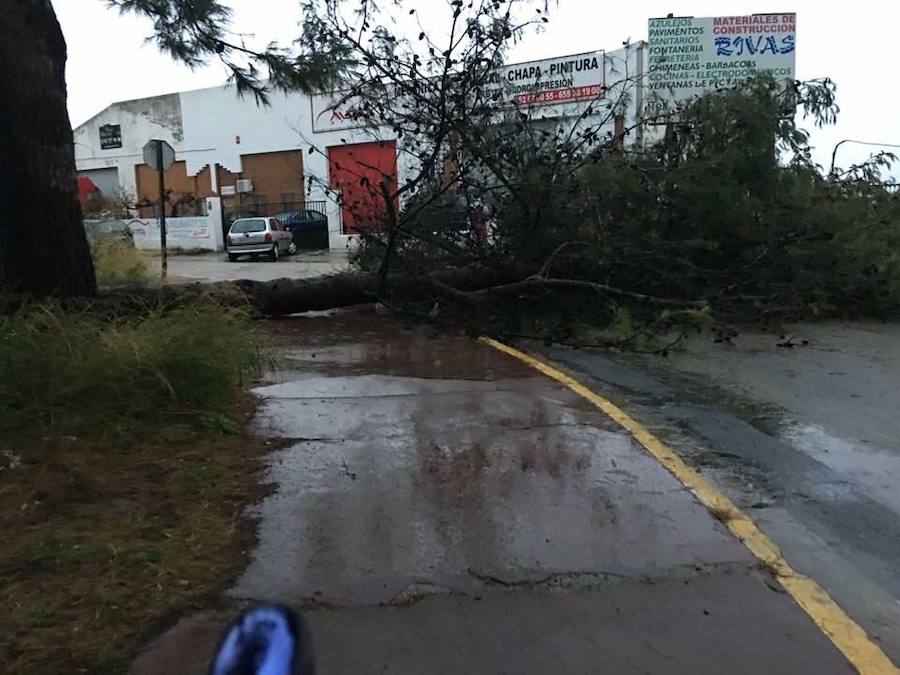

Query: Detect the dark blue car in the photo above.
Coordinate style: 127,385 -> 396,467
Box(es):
272,209 -> 329,250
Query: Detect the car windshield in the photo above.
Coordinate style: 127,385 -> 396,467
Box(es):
230,218 -> 267,233
273,212 -> 300,222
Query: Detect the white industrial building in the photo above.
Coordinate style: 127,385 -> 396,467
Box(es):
74,44 -> 647,251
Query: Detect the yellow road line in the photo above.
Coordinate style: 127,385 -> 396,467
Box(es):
481,336 -> 898,675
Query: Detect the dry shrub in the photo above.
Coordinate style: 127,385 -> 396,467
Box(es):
90,235 -> 150,287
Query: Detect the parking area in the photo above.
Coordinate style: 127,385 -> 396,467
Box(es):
153,250 -> 350,283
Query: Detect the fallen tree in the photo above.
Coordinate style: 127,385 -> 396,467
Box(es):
231,266 -> 525,315
40,266 -> 518,318
283,2 -> 899,342
41,67 -> 896,347
9,0 -> 899,345
54,262 -> 704,321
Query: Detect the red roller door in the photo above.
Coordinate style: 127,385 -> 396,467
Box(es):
327,140 -> 397,235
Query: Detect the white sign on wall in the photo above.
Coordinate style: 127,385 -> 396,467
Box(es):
490,50 -> 606,108
127,217 -> 210,240
311,50 -> 608,133
646,13 -> 796,111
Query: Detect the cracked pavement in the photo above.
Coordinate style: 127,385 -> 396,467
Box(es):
131,312 -> 853,674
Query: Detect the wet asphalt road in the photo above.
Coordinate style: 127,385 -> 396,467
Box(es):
153,250 -> 349,283
132,312 -> 854,674
542,321 -> 900,664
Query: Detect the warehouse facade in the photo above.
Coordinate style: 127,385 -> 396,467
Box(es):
74,44 -> 646,250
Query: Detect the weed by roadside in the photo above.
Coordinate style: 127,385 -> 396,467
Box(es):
0,300 -> 263,445
0,299 -> 271,673
90,235 -> 152,287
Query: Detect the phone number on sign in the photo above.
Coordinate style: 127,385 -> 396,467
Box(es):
515,84 -> 604,106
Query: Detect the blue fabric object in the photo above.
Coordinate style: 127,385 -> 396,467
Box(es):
210,605 -> 302,675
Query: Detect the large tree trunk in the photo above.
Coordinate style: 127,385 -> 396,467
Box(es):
47,265 -> 697,319
0,0 -> 96,297
65,267 -> 522,318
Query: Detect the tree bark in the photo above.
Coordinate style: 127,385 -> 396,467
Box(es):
0,0 -> 96,297
73,267 -> 521,318
233,266 -> 518,315
71,265 -> 700,321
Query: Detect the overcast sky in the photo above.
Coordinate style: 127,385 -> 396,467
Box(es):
57,0 -> 898,173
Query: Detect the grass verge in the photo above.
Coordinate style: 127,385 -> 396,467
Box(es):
0,299 -> 270,673
0,301 -> 262,442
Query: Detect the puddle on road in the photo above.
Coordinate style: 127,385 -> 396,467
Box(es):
254,374 -> 505,400
265,314 -> 527,380
781,423 -> 900,513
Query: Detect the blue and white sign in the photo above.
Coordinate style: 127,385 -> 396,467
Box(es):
646,13 -> 796,111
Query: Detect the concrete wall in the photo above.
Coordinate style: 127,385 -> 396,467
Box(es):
87,196 -> 224,252
205,197 -> 225,251
178,87 -> 306,176
127,216 -> 217,251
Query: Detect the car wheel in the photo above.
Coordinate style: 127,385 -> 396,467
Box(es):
287,242 -> 298,256
227,253 -> 237,262
270,245 -> 279,262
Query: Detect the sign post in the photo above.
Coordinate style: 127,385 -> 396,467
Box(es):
142,140 -> 176,278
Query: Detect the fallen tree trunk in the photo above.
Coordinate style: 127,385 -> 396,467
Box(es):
77,267 -> 522,317
234,272 -> 385,314
233,266 -> 529,315
21,266 -> 704,319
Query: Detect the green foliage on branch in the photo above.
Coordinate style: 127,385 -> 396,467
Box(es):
573,76 -> 899,316
107,0 -> 350,102
369,73 -> 900,333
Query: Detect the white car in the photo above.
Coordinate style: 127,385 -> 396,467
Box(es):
226,217 -> 293,262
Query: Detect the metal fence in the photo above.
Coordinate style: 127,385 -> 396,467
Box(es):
223,200 -> 326,222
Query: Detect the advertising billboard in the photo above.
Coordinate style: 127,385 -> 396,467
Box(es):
311,50 -> 608,133
490,50 -> 606,109
646,13 -> 796,112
